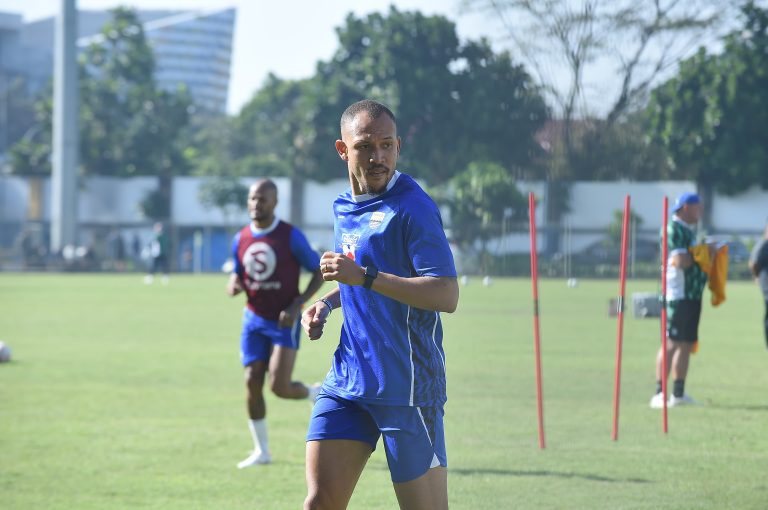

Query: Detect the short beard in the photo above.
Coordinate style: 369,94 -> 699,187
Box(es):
362,166 -> 390,196
362,184 -> 385,196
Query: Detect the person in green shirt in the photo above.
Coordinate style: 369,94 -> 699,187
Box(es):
651,192 -> 709,408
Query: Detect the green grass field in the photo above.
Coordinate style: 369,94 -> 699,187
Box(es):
1,273 -> 767,509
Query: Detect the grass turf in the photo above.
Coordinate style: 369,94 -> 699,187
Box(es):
1,273 -> 766,509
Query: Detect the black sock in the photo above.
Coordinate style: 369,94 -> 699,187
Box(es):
655,381 -> 663,395
673,379 -> 685,398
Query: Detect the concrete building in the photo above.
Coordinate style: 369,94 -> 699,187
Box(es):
0,6 -> 235,157
0,11 -> 43,158
2,175 -> 767,273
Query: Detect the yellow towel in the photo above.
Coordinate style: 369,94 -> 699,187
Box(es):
690,244 -> 729,306
690,244 -> 711,274
688,244 -> 729,353
708,245 -> 729,307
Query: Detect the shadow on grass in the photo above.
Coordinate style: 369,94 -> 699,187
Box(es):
450,467 -> 652,484
705,403 -> 768,412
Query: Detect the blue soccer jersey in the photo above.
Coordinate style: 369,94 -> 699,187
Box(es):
322,172 -> 457,407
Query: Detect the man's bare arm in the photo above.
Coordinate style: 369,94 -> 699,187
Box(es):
319,251 -> 458,313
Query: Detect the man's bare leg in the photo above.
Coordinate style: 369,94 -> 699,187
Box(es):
245,361 -> 268,419
670,341 -> 693,381
655,340 -> 675,382
393,466 -> 448,510
269,345 -> 311,399
304,439 -> 372,510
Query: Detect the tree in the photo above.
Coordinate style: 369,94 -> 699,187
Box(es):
0,75 -> 37,159
8,85 -> 53,176
198,176 -> 249,222
607,207 -> 643,245
463,0 -> 735,251
647,2 -> 768,225
436,161 -> 528,272
227,74 -> 333,223
229,74 -> 309,177
463,0 -> 734,126
565,114 -> 673,181
9,7 -> 193,221
230,7 -> 548,186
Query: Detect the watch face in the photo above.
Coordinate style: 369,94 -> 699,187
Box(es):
364,266 -> 378,289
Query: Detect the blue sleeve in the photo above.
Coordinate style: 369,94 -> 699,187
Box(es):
231,231 -> 242,274
403,196 -> 456,278
290,228 -> 321,272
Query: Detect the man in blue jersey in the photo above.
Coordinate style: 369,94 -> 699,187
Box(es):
300,100 -> 459,510
227,179 -> 324,468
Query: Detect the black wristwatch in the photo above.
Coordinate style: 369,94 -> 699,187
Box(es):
362,265 -> 378,290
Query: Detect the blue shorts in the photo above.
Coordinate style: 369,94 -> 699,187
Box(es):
306,391 -> 447,483
240,308 -> 300,366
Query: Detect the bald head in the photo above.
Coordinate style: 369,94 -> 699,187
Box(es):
340,100 -> 396,134
248,179 -> 278,227
250,179 -> 277,196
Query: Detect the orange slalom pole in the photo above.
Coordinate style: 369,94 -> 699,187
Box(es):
660,197 -> 670,433
528,192 -> 545,449
612,195 -> 631,441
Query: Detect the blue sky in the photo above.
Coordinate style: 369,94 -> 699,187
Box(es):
1,0 -> 496,114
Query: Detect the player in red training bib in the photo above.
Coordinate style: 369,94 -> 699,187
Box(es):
227,179 -> 323,468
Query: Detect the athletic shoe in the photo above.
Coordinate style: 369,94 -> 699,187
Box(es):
668,394 -> 697,407
649,392 -> 666,409
237,450 -> 271,469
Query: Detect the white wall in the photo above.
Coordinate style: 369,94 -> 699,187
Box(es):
564,181 -> 695,231
78,176 -> 157,223
2,176 -> 767,244
712,186 -> 768,233
301,178 -> 347,251
302,178 -> 347,226
171,176 -> 291,227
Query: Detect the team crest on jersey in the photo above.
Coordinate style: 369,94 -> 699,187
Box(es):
341,233 -> 360,261
369,211 -> 386,229
243,242 -> 277,282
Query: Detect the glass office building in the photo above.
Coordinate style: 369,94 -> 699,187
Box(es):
3,7 -> 236,114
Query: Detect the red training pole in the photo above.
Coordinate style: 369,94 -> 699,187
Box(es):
611,195 -> 631,441
660,197 -> 669,433
528,192 -> 545,449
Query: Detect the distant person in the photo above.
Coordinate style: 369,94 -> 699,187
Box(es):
181,246 -> 193,273
651,192 -> 710,408
748,221 -> 768,348
227,179 -> 324,468
300,100 -> 458,510
20,229 -> 37,269
145,223 -> 169,284
132,232 -> 141,260
112,230 -> 126,272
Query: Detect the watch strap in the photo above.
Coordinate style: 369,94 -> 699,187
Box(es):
363,265 -> 378,290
